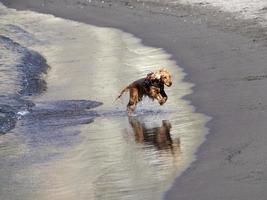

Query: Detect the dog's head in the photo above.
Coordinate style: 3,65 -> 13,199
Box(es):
155,68 -> 172,87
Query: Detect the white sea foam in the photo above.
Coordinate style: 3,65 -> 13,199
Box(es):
17,110 -> 30,116
180,0 -> 267,21
144,0 -> 267,26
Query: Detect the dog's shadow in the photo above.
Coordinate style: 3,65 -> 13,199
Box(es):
128,116 -> 181,156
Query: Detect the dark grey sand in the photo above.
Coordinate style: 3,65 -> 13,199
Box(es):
2,0 -> 267,199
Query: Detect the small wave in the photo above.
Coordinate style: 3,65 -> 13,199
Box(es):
98,108 -> 175,117
0,35 -> 49,95
0,104 -> 16,133
0,35 -> 49,133
26,100 -> 102,127
2,24 -> 40,45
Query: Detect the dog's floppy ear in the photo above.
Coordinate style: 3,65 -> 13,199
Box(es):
154,72 -> 161,79
149,70 -> 160,80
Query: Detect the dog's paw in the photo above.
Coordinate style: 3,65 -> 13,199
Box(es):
159,100 -> 165,105
159,97 -> 167,105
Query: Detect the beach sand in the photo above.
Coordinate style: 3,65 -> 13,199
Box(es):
2,0 -> 267,199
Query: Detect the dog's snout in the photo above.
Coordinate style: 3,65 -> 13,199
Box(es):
168,82 -> 172,87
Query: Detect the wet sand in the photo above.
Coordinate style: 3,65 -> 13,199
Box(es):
3,0 -> 267,199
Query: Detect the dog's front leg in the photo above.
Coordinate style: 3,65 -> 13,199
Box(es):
156,94 -> 166,105
160,89 -> 168,102
149,87 -> 166,105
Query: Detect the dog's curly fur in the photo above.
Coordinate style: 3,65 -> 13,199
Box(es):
116,68 -> 172,114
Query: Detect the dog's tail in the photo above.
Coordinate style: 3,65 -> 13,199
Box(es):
114,86 -> 129,102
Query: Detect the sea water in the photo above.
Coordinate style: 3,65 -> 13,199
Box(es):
0,3 -> 209,200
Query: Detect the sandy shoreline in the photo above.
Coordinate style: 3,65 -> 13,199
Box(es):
3,0 -> 267,199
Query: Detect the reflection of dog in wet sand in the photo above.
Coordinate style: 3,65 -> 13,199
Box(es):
128,117 -> 180,154
115,68 -> 172,115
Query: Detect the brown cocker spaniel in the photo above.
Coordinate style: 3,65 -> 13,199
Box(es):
116,68 -> 172,114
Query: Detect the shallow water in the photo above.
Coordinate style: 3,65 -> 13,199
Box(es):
0,3 -> 209,200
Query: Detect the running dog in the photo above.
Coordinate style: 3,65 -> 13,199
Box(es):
116,68 -> 172,114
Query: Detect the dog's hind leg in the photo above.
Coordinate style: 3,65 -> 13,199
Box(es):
127,101 -> 137,115
127,87 -> 139,115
